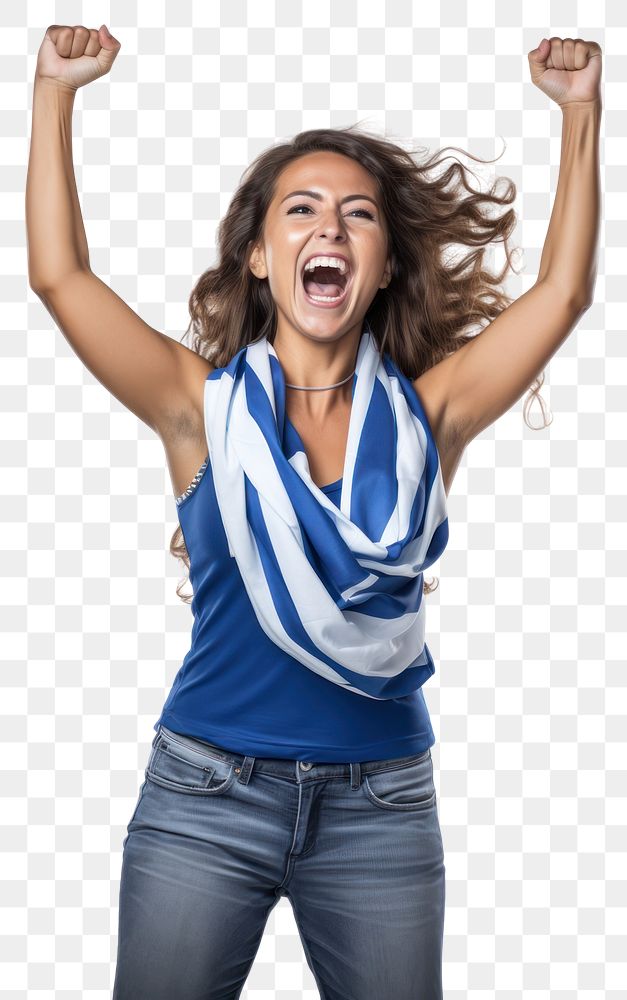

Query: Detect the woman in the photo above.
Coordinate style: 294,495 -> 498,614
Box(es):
26,24 -> 602,1000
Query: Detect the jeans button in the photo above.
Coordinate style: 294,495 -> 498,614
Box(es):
299,761 -> 313,771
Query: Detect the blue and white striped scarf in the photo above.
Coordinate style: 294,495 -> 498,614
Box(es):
204,321 -> 449,700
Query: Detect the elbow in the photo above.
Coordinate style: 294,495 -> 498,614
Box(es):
576,288 -> 596,313
574,275 -> 597,312
569,293 -> 594,315
29,268 -> 89,299
543,281 -> 594,316
29,277 -> 47,297
575,272 -> 599,313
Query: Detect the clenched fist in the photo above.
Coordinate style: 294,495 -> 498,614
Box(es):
528,36 -> 602,108
35,23 -> 121,93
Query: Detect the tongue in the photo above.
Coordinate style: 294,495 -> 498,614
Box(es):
303,274 -> 344,297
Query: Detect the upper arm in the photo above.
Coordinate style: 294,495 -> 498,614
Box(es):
420,279 -> 585,447
34,269 -> 213,435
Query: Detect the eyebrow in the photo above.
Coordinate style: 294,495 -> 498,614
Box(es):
280,189 -> 378,207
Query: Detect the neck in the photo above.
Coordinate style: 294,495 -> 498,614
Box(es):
284,368 -> 355,391
271,327 -> 362,395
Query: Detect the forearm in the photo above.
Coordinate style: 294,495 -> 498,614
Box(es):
26,76 -> 91,292
536,98 -> 602,309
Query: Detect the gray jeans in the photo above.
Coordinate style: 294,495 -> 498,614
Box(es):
112,724 -> 445,999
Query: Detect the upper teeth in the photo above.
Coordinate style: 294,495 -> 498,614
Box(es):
303,256 -> 348,275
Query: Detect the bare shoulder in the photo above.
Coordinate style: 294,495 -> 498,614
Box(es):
412,351 -> 468,498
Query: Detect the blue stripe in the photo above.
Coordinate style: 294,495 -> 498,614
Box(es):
202,324 -> 449,700
246,474 -> 435,700
350,372 -> 398,535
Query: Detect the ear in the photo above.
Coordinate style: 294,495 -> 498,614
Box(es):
380,250 -> 396,289
248,241 -> 268,279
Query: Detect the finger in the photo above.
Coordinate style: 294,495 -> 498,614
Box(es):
548,36 -> 564,71
97,24 -> 121,47
528,37 -> 549,64
69,25 -> 92,59
584,39 -> 603,63
46,24 -> 75,58
94,26 -> 122,69
573,39 -> 590,71
562,37 -> 576,71
84,28 -> 103,58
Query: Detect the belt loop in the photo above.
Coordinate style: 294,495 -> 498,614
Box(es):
350,761 -> 362,790
235,754 -> 256,785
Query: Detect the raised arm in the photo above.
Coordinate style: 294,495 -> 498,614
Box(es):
419,37 -> 602,447
26,25 -> 210,437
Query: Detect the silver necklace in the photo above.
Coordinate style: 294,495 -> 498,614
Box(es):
285,369 -> 355,391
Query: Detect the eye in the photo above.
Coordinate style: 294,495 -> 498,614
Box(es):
287,204 -> 375,220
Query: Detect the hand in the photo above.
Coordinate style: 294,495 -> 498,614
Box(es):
527,36 -> 602,109
35,23 -> 121,93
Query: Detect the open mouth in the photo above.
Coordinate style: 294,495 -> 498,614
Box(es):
300,262 -> 352,308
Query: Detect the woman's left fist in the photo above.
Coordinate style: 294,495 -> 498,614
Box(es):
528,37 -> 602,108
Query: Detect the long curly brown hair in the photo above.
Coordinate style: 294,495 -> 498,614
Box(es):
170,123 -> 551,603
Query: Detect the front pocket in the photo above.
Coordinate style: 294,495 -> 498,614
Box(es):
363,750 -> 436,811
147,744 -> 236,796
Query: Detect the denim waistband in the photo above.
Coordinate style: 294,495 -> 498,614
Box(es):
153,723 -> 431,788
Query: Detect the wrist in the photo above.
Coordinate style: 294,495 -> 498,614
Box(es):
559,96 -> 602,112
34,73 -> 78,100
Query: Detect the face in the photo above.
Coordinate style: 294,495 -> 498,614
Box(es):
248,151 -> 394,345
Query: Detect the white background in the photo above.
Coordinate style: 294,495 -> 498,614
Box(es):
7,1 -> 624,996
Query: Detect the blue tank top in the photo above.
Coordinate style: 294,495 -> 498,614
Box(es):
154,413 -> 439,763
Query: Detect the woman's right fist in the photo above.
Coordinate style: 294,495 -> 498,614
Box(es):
35,24 -> 121,92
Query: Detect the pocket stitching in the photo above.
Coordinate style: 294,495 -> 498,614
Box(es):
146,769 -> 236,795
155,745 -> 219,778
147,747 -> 236,795
362,751 -> 435,811
363,776 -> 436,811
157,728 -> 235,767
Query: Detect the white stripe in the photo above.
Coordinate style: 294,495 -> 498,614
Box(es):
339,330 -> 378,518
203,326 -> 448,698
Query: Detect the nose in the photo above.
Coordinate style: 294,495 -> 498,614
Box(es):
315,210 -> 348,241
